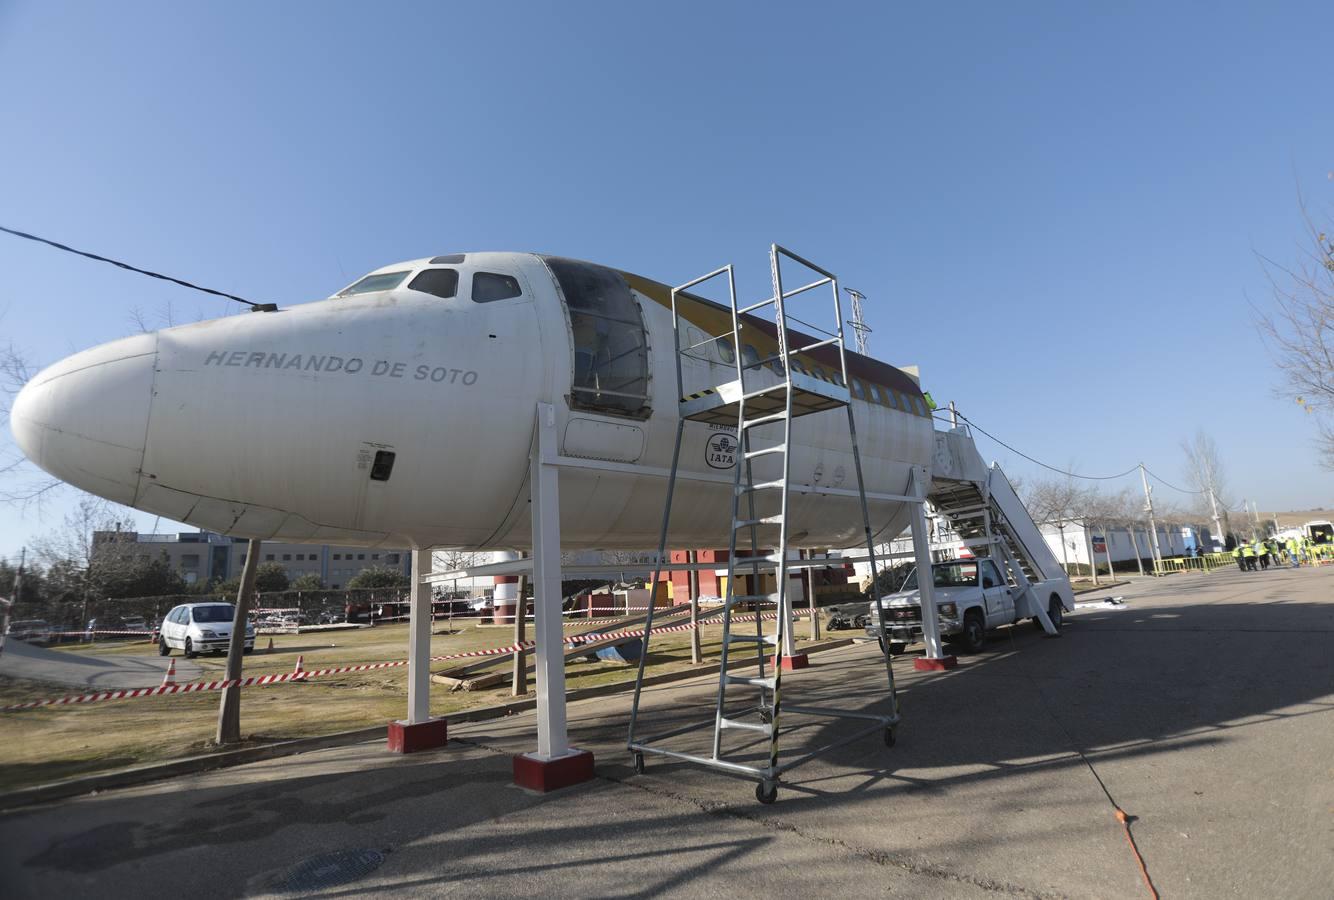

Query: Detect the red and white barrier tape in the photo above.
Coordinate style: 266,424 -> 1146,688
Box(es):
1,611 -> 792,712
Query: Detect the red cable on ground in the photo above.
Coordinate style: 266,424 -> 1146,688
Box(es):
1113,808 -> 1158,899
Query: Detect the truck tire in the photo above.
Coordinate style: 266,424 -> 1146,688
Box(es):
955,611 -> 986,653
1047,596 -> 1063,634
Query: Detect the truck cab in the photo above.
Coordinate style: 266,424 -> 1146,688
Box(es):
865,557 -> 1065,654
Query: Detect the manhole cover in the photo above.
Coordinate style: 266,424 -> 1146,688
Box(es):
276,848 -> 386,892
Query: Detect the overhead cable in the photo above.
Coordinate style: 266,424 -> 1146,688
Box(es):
945,411 -> 1141,482
1142,467 -> 1208,496
0,224 -> 272,310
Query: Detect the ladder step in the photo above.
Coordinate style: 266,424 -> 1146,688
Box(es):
744,446 -> 785,460
725,675 -> 776,689
718,717 -> 773,735
738,480 -> 785,494
735,516 -> 783,530
741,412 -> 787,429
727,632 -> 779,645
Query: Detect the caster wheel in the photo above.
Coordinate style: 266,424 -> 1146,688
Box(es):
884,726 -> 897,748
632,752 -> 645,774
758,708 -> 773,725
756,780 -> 778,804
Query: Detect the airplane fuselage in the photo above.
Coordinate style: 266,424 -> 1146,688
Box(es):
12,252 -> 936,550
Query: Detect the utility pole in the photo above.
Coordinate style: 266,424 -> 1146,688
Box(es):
216,538 -> 262,745
948,400 -> 959,429
1207,489 -> 1225,552
844,288 -> 872,356
1139,465 -> 1163,568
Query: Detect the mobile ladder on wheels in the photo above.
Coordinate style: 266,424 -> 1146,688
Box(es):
626,244 -> 902,805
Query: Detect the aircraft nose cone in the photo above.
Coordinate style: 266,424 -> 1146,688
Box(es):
10,333 -> 158,505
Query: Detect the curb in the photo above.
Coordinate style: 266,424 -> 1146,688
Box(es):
0,638 -> 854,812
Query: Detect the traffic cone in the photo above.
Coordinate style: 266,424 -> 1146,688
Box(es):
293,655 -> 305,680
266,637 -> 274,652
161,657 -> 177,688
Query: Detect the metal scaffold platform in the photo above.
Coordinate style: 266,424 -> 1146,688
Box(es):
626,245 -> 902,804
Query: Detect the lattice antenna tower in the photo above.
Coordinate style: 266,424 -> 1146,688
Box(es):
845,288 -> 871,355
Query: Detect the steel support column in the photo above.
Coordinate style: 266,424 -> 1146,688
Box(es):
407,549 -> 432,724
530,401 -> 569,760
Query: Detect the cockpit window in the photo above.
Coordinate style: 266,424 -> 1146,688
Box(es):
337,270 -> 411,297
472,272 -> 523,303
408,269 -> 459,299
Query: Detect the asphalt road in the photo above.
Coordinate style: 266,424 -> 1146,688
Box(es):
0,638 -> 203,689
1,566 -> 1331,898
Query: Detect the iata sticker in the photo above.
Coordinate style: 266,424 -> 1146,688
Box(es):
706,433 -> 737,469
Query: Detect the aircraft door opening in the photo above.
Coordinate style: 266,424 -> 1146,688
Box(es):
542,256 -> 651,419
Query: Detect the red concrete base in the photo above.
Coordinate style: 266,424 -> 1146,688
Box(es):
513,748 -> 595,792
387,717 -> 448,753
779,654 -> 810,671
913,656 -> 958,672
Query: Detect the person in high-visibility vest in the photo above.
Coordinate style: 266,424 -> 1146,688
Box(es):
1287,538 -> 1301,567
1258,542 -> 1271,570
1232,544 -> 1245,572
1241,542 -> 1257,571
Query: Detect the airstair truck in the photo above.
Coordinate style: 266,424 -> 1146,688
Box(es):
867,427 -> 1075,653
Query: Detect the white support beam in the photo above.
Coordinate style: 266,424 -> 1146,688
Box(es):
407,549 -> 432,724
531,402 -> 570,759
909,469 -> 947,660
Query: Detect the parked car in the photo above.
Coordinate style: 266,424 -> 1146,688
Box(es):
122,615 -> 151,632
6,619 -> 53,643
158,603 -> 254,658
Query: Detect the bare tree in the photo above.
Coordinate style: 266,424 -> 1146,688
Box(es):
1,340 -> 63,504
1257,187 -> 1334,466
1181,429 -> 1230,544
1020,475 -> 1095,526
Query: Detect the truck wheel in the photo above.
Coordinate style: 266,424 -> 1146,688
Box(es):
158,637 -> 170,657
888,642 -> 907,656
1047,596 -> 1064,635
957,612 -> 986,653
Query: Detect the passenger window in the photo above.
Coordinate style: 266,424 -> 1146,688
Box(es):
789,359 -> 806,375
831,370 -> 845,387
769,353 -> 786,376
868,383 -> 883,404
408,269 -> 458,299
545,256 -> 650,417
851,379 -> 866,400
742,344 -> 762,370
885,389 -> 898,409
811,367 -> 828,382
714,337 -> 736,364
472,272 -> 522,303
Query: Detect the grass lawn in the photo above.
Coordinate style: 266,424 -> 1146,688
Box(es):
0,616 -> 832,793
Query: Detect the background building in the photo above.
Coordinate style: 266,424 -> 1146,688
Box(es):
92,530 -> 410,588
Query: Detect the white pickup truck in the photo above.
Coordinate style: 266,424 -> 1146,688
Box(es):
864,557 -> 1072,654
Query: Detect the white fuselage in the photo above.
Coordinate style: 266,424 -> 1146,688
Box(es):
12,252 -> 936,551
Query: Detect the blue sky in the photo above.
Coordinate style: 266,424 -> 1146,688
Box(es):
2,1 -> 1331,560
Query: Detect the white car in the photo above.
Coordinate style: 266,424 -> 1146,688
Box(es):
158,603 -> 254,658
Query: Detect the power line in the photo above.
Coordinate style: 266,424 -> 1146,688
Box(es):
0,225 -> 273,311
945,411 -> 1141,482
1142,467 -> 1208,496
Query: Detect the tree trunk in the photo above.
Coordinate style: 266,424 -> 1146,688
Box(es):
512,568 -> 528,696
216,538 -> 261,745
